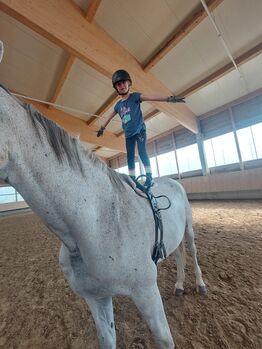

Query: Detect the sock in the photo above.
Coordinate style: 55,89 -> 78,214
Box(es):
144,165 -> 152,174
128,168 -> 136,178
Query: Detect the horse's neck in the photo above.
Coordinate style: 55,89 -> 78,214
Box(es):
7,126 -> 114,249
9,122 -> 99,205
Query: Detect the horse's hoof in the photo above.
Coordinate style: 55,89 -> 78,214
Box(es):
197,285 -> 207,295
175,288 -> 184,296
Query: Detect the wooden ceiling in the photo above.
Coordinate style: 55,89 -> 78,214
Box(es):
0,0 -> 261,159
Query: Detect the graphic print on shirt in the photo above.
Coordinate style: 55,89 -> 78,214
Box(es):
119,106 -> 131,124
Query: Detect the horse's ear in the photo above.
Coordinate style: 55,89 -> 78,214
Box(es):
0,41 -> 4,63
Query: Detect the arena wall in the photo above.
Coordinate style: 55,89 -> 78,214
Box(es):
179,167 -> 262,199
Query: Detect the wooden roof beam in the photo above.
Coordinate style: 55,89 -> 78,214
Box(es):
180,42 -> 262,97
143,0 -> 224,72
48,0 -> 102,107
124,42 -> 262,127
92,146 -> 102,152
87,1 -> 225,127
48,54 -> 75,108
85,0 -> 102,22
87,92 -> 119,126
91,0 -> 223,128
144,109 -> 161,122
0,0 -> 198,133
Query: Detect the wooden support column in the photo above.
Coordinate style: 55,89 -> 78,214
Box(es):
172,132 -> 181,180
229,107 -> 244,170
196,119 -> 210,176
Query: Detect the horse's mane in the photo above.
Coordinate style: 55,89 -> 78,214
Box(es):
0,85 -> 129,189
26,103 -> 129,188
26,104 -> 85,173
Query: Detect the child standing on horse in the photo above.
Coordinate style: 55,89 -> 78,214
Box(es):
97,69 -> 185,188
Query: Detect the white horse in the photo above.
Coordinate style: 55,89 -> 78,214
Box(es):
0,42 -> 206,349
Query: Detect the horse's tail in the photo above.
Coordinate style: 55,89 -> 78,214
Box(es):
0,41 -> 4,63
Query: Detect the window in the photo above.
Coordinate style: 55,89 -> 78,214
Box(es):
17,193 -> 25,202
135,162 -> 141,177
0,186 -> 24,204
117,162 -> 141,177
237,123 -> 262,161
176,144 -> 201,172
118,165 -> 129,175
149,157 -> 159,178
157,151 -> 177,176
204,132 -> 239,167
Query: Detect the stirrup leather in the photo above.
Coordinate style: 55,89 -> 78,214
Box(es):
134,175 -> 171,264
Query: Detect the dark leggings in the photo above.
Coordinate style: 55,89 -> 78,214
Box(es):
125,129 -> 151,170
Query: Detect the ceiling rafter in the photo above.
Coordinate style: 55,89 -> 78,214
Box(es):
143,43 -> 262,136
92,145 -> 102,152
85,0 -> 102,21
86,0 -> 224,128
126,42 -> 262,131
87,92 -> 119,126
48,54 -> 76,107
179,41 -> 262,97
88,38 -> 261,139
0,0 -> 197,132
4,0 -> 258,153
144,109 -> 161,122
143,0 -> 224,72
48,0 -> 102,108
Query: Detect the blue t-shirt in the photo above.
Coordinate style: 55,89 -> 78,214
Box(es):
114,92 -> 145,138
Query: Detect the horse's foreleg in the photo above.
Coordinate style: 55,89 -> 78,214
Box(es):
174,242 -> 186,296
131,284 -> 175,349
84,295 -> 116,349
185,225 -> 207,294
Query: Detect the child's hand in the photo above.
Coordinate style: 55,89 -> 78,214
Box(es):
167,95 -> 185,103
97,126 -> 105,137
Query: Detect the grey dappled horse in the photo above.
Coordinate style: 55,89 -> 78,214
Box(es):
0,42 -> 206,349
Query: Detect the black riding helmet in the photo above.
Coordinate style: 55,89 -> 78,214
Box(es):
112,69 -> 132,88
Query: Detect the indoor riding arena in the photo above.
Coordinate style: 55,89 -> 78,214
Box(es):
0,1 -> 261,349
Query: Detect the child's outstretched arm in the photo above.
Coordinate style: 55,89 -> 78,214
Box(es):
140,94 -> 185,103
97,110 -> 117,137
